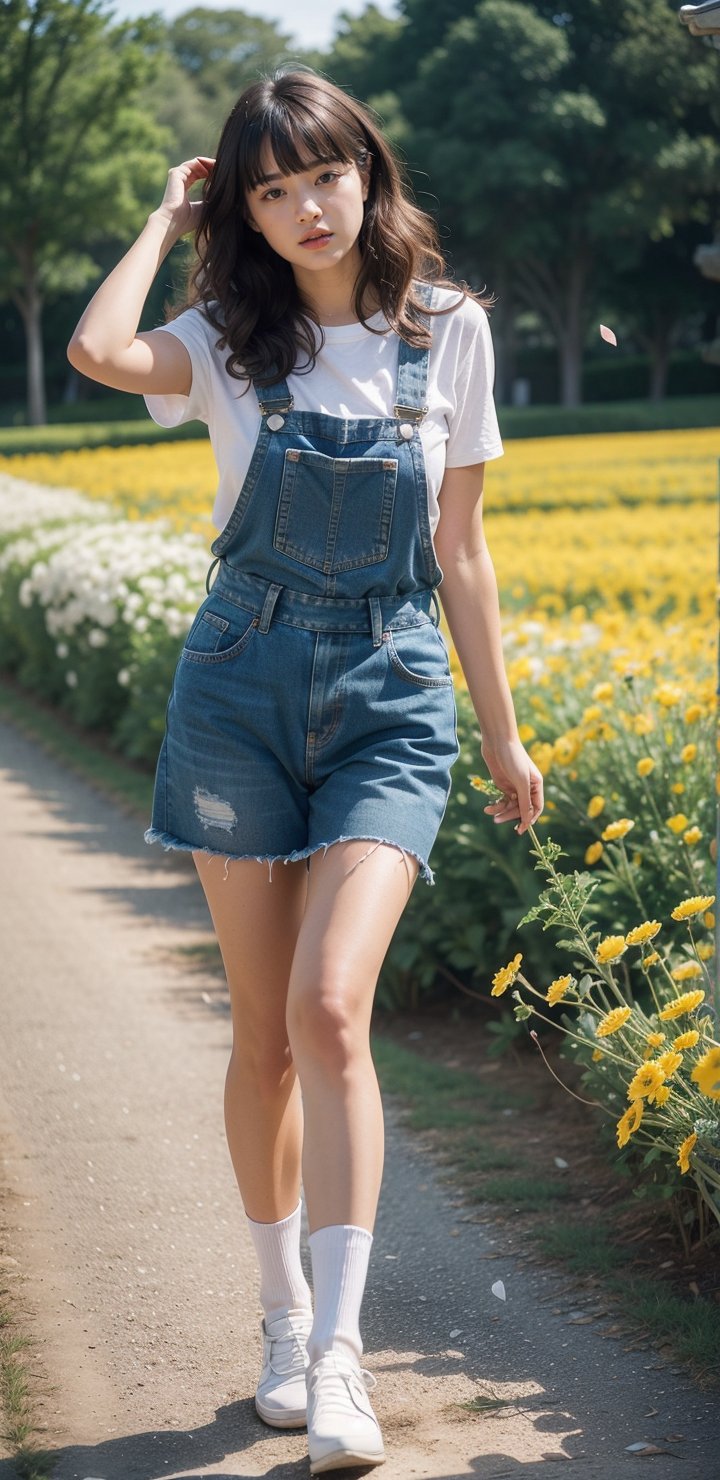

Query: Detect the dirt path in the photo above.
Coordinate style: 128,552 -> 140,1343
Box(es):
0,715 -> 718,1480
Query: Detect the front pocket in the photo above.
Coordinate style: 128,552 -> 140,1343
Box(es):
273,448 -> 398,573
181,604 -> 259,664
383,625 -> 454,688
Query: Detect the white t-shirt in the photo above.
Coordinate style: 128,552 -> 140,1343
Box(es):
143,283 -> 504,536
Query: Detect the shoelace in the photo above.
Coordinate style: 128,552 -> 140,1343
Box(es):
266,1317 -> 314,1376
309,1360 -> 378,1406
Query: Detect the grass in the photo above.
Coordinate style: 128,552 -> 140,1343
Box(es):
0,394 -> 716,455
0,1293 -> 54,1479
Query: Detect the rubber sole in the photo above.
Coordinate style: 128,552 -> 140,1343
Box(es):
254,1395 -> 308,1429
310,1448 -> 386,1474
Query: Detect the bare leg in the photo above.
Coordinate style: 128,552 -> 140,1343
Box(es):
192,851 -> 310,1223
285,840 -> 419,1235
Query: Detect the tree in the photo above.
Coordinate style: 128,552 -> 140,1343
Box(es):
0,0 -> 171,426
394,0 -> 720,405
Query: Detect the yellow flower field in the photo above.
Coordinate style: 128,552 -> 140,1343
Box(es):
2,428 -> 716,633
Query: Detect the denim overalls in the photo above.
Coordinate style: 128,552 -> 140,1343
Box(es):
145,280 -> 460,885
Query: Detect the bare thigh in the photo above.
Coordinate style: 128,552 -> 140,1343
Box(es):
192,852 -> 309,1056
286,840 -> 420,1041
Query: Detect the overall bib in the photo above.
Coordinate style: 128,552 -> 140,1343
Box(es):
144,280 -> 460,885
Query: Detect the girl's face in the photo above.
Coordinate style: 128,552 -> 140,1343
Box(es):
245,144 -> 370,274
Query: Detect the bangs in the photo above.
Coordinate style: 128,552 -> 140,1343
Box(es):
241,100 -> 360,191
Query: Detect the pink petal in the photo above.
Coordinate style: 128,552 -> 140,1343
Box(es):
600,323 -> 617,346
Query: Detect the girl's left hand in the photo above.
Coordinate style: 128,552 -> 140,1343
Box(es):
480,736 -> 544,837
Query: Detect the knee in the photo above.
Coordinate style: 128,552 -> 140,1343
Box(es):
286,982 -> 362,1068
227,1036 -> 294,1096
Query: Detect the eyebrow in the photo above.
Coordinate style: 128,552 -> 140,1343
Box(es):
252,159 -> 342,190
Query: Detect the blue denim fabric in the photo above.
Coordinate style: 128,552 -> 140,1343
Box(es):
145,280 -> 461,884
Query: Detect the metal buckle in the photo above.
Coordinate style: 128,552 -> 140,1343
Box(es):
258,394 -> 295,415
393,403 -> 428,422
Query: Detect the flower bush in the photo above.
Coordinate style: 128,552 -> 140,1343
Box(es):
0,477 -> 209,759
486,811 -> 719,1247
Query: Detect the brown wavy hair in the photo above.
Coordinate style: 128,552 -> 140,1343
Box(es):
170,66 -> 495,391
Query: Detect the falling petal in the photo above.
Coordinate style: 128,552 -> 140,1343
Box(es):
554,1156 -> 569,1169
600,324 -> 617,346
449,1328 -> 462,1338
491,1279 -> 506,1301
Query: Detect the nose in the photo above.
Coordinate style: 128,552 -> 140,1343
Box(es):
296,193 -> 322,223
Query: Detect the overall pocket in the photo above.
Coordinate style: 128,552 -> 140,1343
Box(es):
181,601 -> 259,664
272,448 -> 398,573
383,623 -> 454,688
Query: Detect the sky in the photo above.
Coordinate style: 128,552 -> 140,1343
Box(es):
105,0 -> 399,51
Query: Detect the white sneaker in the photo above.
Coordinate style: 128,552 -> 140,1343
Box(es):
306,1350 -> 386,1474
254,1306 -> 314,1428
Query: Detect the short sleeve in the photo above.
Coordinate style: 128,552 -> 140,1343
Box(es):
444,306 -> 504,468
143,307 -> 213,428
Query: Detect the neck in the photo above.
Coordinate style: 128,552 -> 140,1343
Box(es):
294,248 -> 380,326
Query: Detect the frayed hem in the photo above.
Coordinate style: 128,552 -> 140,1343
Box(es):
143,827 -> 435,886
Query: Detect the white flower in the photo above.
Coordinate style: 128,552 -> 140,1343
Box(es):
87,628 -> 108,648
56,642 -> 69,658
117,668 -> 131,686
65,671 -> 78,687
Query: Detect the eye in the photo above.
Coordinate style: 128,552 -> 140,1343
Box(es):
262,187 -> 284,201
317,170 -> 340,184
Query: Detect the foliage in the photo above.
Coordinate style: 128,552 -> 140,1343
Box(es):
486,814 -> 719,1247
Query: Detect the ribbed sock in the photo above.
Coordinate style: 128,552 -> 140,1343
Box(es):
306,1223 -> 373,1369
246,1198 -> 314,1323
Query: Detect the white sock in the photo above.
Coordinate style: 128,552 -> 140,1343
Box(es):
246,1198 -> 314,1323
306,1223 -> 373,1369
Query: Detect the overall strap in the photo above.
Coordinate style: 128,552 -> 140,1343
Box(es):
253,368 -> 294,417
394,280 -> 434,422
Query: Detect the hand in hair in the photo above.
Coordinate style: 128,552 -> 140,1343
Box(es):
155,157 -> 215,238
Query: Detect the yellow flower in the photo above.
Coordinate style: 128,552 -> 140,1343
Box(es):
616,1099 -> 644,1147
671,895 -> 715,920
674,1030 -> 699,1050
632,713 -> 654,736
627,1061 -> 666,1100
642,950 -> 661,967
677,1132 -> 697,1175
601,818 -> 635,841
681,743 -> 697,763
683,827 -> 702,846
517,723 -> 536,743
670,962 -> 703,982
625,921 -> 661,946
591,1048 -> 604,1061
697,942 -> 715,961
546,975 -> 573,1006
592,682 -> 614,702
636,757 -> 655,777
469,775 -> 490,791
656,1048 -> 683,1078
597,1005 -> 632,1036
691,1047 -> 720,1101
529,742 -> 554,775
491,952 -> 523,997
582,705 -> 602,723
585,841 -> 604,865
646,1031 -> 666,1048
704,912 -> 715,928
684,704 -> 702,724
670,782 -> 685,795
659,988 -> 705,1020
654,682 -> 683,708
595,935 -> 628,963
652,1084 -> 672,1107
587,794 -> 605,819
667,813 -> 689,833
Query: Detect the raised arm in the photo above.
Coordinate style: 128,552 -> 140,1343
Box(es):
66,156 -> 215,397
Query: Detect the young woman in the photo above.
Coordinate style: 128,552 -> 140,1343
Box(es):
68,66 -> 543,1475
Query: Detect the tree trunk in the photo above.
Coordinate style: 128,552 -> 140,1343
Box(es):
14,260 -> 47,426
558,253 -> 588,408
649,340 -> 670,401
489,259 -> 516,406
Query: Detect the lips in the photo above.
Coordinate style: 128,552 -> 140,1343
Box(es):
299,229 -> 332,243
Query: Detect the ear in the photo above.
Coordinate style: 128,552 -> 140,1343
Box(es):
244,212 -> 263,234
